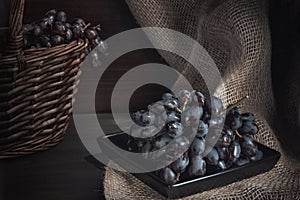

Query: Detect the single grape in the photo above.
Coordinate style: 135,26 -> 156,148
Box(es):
217,160 -> 232,170
228,141 -> 241,162
51,35 -> 64,45
72,24 -> 84,39
240,112 -> 255,122
140,111 -> 155,126
205,96 -> 224,115
190,138 -> 205,155
85,28 -> 98,40
167,121 -> 183,138
23,24 -> 33,34
191,90 -> 205,107
205,148 -> 219,165
154,134 -> 172,149
225,112 -> 243,130
196,120 -> 208,138
33,25 -> 42,37
249,150 -> 263,161
39,18 -> 50,32
163,99 -> 180,112
160,167 -> 177,185
56,11 -> 67,23
64,29 -> 73,41
238,121 -> 259,136
216,126 -> 234,147
240,135 -> 258,157
38,35 -> 51,47
171,153 -> 189,173
188,155 -> 206,177
53,21 -> 66,35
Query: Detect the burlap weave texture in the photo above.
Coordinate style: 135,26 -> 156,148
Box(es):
104,0 -> 300,199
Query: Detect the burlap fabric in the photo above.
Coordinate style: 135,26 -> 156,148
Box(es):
104,0 -> 300,199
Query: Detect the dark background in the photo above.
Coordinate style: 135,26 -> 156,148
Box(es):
0,0 -> 299,199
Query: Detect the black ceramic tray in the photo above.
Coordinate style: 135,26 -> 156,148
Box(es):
97,132 -> 280,199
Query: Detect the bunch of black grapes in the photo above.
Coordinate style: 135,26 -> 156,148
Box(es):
22,9 -> 107,58
127,90 -> 263,185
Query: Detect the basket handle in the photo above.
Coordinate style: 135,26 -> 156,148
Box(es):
7,0 -> 25,53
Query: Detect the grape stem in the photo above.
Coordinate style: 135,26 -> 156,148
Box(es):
82,22 -> 91,31
182,99 -> 188,111
176,99 -> 189,114
226,95 -> 249,112
176,107 -> 182,114
176,173 -> 181,182
235,130 -> 243,138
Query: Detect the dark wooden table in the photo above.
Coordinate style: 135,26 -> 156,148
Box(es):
0,117 -> 106,200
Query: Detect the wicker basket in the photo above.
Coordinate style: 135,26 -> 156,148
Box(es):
0,0 -> 87,158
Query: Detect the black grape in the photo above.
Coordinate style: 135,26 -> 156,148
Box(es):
240,135 -> 258,157
228,141 -> 241,162
190,138 -> 205,155
250,150 -> 263,161
196,120 -> 208,138
160,167 -> 177,185
154,134 -> 172,149
238,121 -> 259,136
205,148 -> 219,166
191,90 -> 205,107
171,153 -> 189,173
225,112 -> 243,130
167,121 -> 183,138
188,155 -> 206,177
56,11 -> 67,23
240,112 -> 255,122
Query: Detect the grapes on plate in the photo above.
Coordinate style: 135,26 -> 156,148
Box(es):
123,90 -> 263,185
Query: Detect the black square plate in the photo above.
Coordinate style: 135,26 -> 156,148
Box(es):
97,132 -> 280,199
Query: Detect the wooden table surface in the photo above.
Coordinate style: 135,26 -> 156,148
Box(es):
0,117 -> 108,200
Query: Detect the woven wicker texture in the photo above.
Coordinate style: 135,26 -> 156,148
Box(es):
104,0 -> 300,199
0,0 -> 87,158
